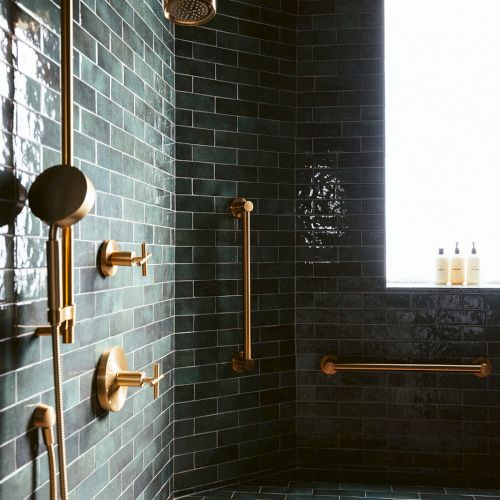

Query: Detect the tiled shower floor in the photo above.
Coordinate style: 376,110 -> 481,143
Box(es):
178,480 -> 500,500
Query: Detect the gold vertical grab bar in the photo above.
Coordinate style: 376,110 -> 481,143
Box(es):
230,198 -> 254,373
320,354 -> 492,378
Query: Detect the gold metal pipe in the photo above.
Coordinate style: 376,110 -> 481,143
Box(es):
115,371 -> 145,387
61,0 -> 75,345
243,207 -> 251,361
230,198 -> 254,373
320,354 -> 492,378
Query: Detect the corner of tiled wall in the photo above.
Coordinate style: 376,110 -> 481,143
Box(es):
173,0 -> 298,495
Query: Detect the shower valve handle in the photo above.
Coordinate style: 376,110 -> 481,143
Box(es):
100,240 -> 152,277
97,347 -> 164,412
143,363 -> 164,400
131,243 -> 151,276
115,363 -> 164,400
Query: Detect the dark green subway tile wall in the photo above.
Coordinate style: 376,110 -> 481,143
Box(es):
2,0 -> 500,498
174,0 -> 298,495
0,0 -> 175,498
295,0 -> 500,488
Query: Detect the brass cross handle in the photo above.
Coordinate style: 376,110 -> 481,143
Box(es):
115,363 -> 165,399
99,240 -> 152,277
131,243 -> 151,276
143,363 -> 164,399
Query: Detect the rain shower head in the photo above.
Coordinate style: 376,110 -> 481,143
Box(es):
28,165 -> 95,227
164,0 -> 216,26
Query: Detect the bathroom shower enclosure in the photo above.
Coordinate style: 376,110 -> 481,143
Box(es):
1,0 -> 500,499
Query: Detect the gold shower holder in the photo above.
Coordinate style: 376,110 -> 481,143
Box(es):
99,240 -> 151,277
231,351 -> 254,373
97,346 -> 164,412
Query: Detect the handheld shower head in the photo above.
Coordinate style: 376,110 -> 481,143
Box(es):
164,0 -> 216,26
28,165 -> 95,227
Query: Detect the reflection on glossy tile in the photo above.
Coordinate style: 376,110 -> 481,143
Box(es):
296,159 -> 348,251
14,70 -> 41,111
13,5 -> 40,49
14,102 -> 42,142
41,85 -> 58,120
0,60 -> 12,98
0,269 -> 14,302
0,235 -> 13,268
14,268 -> 42,301
15,40 -> 59,90
0,131 -> 12,167
13,135 -> 41,173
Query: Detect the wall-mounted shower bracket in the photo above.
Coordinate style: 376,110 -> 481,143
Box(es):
230,197 -> 253,219
97,346 -> 164,412
232,351 -> 254,373
36,306 -> 75,340
99,240 -> 151,277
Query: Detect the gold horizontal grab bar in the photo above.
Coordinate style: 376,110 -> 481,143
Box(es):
230,197 -> 254,373
320,354 -> 492,378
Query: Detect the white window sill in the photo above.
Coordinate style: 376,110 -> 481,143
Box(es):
387,282 -> 500,289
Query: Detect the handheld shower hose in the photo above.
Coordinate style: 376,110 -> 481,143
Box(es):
29,165 -> 95,500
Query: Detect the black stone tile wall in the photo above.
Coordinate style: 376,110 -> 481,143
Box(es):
174,0 -> 298,495
0,0 -> 175,498
296,0 -> 500,487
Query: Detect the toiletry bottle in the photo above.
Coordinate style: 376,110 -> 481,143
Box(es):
466,242 -> 480,285
450,242 -> 465,285
435,248 -> 449,285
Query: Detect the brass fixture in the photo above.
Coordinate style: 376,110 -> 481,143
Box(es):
99,240 -> 152,277
28,165 -> 94,500
164,0 -> 216,26
33,404 -> 57,500
320,354 -> 492,378
29,165 -> 95,228
230,198 -> 254,373
97,346 -> 165,412
61,0 -> 75,347
27,2 -> 91,497
29,166 -> 95,338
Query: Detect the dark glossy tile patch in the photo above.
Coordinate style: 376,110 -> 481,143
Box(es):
177,480 -> 500,499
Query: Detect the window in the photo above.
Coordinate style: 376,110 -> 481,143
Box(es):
385,0 -> 500,286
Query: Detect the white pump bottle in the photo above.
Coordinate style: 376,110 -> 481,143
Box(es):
450,242 -> 465,285
466,242 -> 480,285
